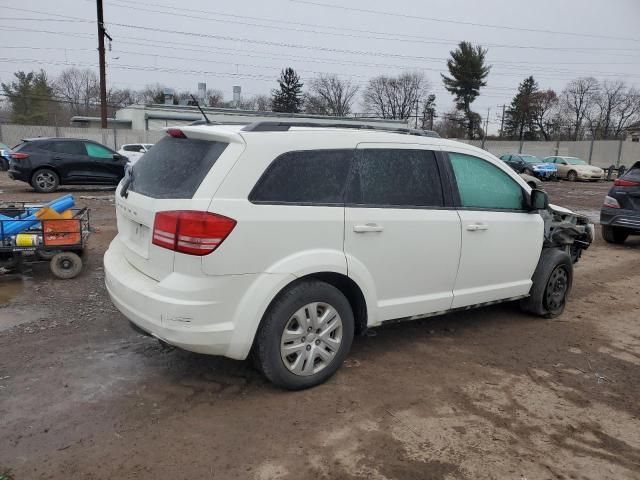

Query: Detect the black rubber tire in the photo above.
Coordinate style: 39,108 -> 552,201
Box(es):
520,249 -> 573,318
31,168 -> 60,193
255,280 -> 354,390
527,182 -> 537,189
601,225 -> 629,244
567,170 -> 577,182
49,252 -> 83,279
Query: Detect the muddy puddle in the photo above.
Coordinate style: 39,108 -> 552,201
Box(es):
0,277 -> 25,306
0,276 -> 45,331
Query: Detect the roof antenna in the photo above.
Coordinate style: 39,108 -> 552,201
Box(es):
190,94 -> 211,124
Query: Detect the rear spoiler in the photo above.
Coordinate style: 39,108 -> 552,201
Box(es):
163,126 -> 245,145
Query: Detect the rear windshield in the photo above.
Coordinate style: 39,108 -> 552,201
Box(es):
625,162 -> 640,181
129,136 -> 228,199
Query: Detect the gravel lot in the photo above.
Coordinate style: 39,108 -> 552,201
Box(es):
1,175 -> 639,480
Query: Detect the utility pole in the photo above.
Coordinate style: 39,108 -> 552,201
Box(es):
96,0 -> 112,129
481,107 -> 490,150
415,98 -> 420,129
498,104 -> 506,138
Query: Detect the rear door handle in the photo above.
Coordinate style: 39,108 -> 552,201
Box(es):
466,223 -> 489,231
353,223 -> 384,233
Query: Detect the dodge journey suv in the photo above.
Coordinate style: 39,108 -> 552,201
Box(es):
104,122 -> 594,390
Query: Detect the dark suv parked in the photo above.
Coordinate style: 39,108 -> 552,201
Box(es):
600,161 -> 640,243
8,138 -> 128,193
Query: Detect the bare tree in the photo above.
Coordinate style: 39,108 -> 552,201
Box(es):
306,74 -> 358,117
611,87 -> 640,138
560,77 -> 599,140
206,89 -> 224,107
363,72 -> 430,121
138,84 -> 166,104
54,68 -> 100,116
253,94 -> 272,111
531,89 -> 558,140
587,81 -> 640,139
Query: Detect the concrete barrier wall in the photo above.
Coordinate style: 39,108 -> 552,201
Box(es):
458,138 -> 640,169
2,124 -> 640,168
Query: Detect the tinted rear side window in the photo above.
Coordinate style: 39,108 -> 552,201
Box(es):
129,136 -> 228,199
250,149 -> 353,204
347,149 -> 443,207
46,141 -> 86,155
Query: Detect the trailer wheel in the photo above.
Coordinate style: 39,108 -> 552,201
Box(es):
50,252 -> 82,279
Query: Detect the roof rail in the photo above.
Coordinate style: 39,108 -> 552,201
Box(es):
241,121 -> 440,138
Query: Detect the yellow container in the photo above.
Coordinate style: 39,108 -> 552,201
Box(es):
15,233 -> 40,247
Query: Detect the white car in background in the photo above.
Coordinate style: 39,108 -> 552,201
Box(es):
118,143 -> 153,164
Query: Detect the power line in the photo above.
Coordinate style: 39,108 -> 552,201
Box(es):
96,0 -> 639,53
2,3 -> 639,54
289,0 -> 640,43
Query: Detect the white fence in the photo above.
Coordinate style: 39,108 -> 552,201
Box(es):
0,124 -> 165,151
1,124 -> 639,169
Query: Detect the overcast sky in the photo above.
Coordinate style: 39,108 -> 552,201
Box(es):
1,0 -> 639,132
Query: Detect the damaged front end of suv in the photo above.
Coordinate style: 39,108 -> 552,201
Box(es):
541,205 -> 595,263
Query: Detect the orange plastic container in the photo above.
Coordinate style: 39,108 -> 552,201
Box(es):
42,219 -> 81,246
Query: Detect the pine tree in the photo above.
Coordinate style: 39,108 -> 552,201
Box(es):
271,68 -> 304,113
1,70 -> 54,125
504,76 -> 539,140
441,42 -> 490,139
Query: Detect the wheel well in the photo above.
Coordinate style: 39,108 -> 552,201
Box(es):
261,272 -> 368,337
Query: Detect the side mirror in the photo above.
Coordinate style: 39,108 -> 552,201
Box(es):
113,153 -> 123,161
530,188 -> 549,210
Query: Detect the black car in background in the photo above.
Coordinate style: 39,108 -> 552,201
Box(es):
600,161 -> 640,244
7,138 -> 128,193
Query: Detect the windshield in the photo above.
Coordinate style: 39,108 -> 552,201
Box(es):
520,155 -> 541,164
565,157 -> 587,165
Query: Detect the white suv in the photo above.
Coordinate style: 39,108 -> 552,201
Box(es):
104,122 -> 593,390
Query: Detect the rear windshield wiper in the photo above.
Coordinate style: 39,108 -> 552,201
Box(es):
120,166 -> 134,198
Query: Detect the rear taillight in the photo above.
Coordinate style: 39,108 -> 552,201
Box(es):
152,210 -> 236,256
603,195 -> 621,209
10,152 -> 29,160
614,178 -> 640,187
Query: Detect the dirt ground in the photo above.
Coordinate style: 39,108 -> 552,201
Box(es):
1,175 -> 639,480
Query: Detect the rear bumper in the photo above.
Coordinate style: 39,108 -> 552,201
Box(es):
600,208 -> 640,231
104,237 -> 291,359
577,172 -> 604,180
7,168 -> 26,181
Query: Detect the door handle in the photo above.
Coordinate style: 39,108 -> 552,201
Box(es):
53,156 -> 62,160
466,223 -> 489,231
353,223 -> 384,233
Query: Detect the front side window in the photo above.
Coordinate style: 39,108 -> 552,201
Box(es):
250,149 -> 353,204
347,149 -> 443,207
123,145 -> 140,152
85,142 -> 113,158
566,157 -> 587,165
449,152 -> 524,210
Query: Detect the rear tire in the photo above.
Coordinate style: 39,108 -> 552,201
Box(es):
31,168 -> 59,193
602,225 -> 629,244
520,249 -> 573,318
49,252 -> 82,279
567,170 -> 577,182
256,280 -> 354,390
